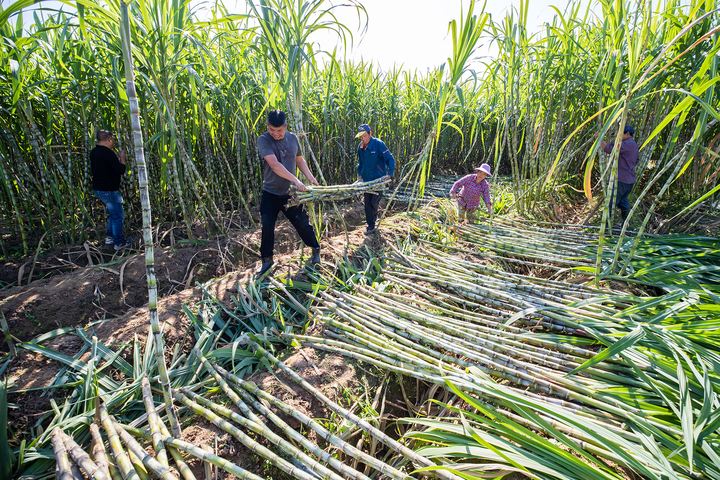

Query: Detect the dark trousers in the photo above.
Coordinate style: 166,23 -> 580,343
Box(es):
260,190 -> 319,258
609,181 -> 634,222
364,192 -> 382,229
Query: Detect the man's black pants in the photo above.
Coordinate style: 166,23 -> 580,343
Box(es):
609,181 -> 634,222
364,192 -> 382,230
260,190 -> 319,258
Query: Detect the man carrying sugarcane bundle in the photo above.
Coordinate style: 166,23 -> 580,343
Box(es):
256,109 -> 321,276
91,129 -> 132,250
355,124 -> 395,234
599,125 -> 639,227
450,163 -> 493,223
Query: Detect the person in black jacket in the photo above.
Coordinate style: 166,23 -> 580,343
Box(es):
91,130 -> 131,250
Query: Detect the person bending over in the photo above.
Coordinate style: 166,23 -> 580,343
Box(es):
256,109 -> 321,275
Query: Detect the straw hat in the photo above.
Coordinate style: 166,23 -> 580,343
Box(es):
474,163 -> 492,176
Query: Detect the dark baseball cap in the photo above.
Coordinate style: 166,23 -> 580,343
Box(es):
624,125 -> 635,136
355,124 -> 371,138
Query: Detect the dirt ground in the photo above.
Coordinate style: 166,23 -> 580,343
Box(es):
0,200 -> 417,477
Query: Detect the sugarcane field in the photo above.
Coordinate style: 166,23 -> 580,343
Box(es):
1,0 -> 720,479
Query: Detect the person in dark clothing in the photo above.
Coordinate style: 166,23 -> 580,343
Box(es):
91,130 -> 132,250
256,110 -> 321,275
355,124 -> 395,234
600,124 -> 639,226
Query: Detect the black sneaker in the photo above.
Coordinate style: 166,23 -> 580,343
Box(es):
310,248 -> 321,266
365,227 -> 377,235
105,236 -> 114,245
256,257 -> 274,276
114,238 -> 133,251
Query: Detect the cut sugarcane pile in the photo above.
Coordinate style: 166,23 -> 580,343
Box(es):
288,177 -> 390,207
453,215 -> 720,289
51,358 -> 459,480
25,198 -> 720,480
284,238 -> 720,479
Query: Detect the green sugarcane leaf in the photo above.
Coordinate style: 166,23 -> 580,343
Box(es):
674,349 -> 695,472
459,410 -> 531,475
615,290 -> 686,318
567,325 -> 645,376
0,379 -> 15,480
28,328 -> 76,344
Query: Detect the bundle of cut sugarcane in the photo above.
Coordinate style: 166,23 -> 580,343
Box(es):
287,177 -> 390,207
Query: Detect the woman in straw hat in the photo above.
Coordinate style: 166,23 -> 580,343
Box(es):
449,163 -> 493,223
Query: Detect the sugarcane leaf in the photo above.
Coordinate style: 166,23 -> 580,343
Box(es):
693,364 -> 716,442
671,348 -> 696,472
459,410 -> 530,475
567,325 -> 645,376
615,290 -> 686,318
0,379 -> 15,480
28,328 -> 76,344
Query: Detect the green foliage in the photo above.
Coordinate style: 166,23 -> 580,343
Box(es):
2,1 -> 717,253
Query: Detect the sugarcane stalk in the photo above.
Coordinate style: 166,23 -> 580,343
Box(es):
0,308 -> 15,357
247,341 -> 463,480
58,429 -> 108,480
141,375 -> 169,468
111,418 -> 178,480
89,424 -> 114,480
51,428 -> 74,480
212,363 -> 412,480
183,385 -> 373,480
288,177 -> 391,207
156,413 -> 197,480
177,388 -> 363,480
160,436 -> 264,480
96,399 -> 140,480
169,389 -> 318,480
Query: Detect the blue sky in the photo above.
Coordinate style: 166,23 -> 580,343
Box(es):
2,0 -> 599,72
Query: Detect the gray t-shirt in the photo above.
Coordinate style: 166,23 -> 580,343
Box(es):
257,131 -> 303,195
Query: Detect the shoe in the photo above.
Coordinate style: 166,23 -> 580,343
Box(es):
105,236 -> 114,245
310,248 -> 321,266
256,257 -> 274,276
114,238 -> 132,250
365,227 -> 376,235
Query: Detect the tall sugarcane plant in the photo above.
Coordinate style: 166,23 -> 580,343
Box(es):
0,0 -> 719,254
118,0 -> 181,438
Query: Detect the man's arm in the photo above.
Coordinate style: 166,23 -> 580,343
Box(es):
264,154 -> 309,192
111,151 -> 127,174
600,139 -> 613,154
382,144 -> 395,178
296,156 -> 319,186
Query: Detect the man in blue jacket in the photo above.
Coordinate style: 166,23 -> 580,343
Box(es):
356,124 -> 395,234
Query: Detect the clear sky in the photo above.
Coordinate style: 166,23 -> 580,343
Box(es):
309,0 -> 599,73
3,0 -> 600,72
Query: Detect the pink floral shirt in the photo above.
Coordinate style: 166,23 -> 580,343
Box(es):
450,174 -> 491,210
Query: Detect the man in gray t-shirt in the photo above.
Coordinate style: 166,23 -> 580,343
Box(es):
255,109 -> 321,275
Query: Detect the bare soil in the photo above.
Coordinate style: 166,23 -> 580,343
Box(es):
0,200 -> 405,471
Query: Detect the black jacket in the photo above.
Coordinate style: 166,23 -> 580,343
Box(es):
90,145 -> 126,191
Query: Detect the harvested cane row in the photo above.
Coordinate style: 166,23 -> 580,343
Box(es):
38,203 -> 720,480
452,216 -> 720,289
50,351 -> 463,480
283,234 -> 720,480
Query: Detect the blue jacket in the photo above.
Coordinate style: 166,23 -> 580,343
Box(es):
357,137 -> 395,181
